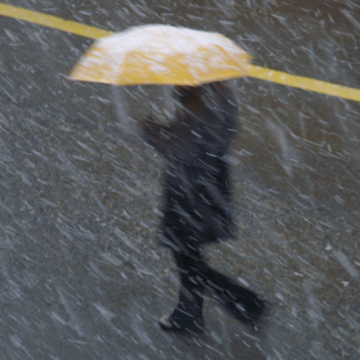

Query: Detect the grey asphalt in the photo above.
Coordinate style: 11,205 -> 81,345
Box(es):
0,1 -> 360,359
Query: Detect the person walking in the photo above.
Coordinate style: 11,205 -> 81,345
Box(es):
142,82 -> 265,333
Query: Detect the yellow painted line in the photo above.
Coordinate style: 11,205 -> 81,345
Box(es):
248,65 -> 360,103
1,2 -> 360,103
0,3 -> 111,39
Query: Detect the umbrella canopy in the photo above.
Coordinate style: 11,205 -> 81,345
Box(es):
68,24 -> 251,86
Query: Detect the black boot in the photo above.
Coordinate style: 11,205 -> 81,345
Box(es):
159,310 -> 205,334
159,274 -> 205,334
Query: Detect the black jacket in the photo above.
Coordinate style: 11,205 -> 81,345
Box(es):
142,83 -> 237,251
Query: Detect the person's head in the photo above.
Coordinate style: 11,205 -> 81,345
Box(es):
172,85 -> 202,103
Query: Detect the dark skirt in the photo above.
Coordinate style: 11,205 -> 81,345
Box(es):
158,169 -> 233,250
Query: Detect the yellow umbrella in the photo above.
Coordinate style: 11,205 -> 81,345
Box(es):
68,24 -> 251,86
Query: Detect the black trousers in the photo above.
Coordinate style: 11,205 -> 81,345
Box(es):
169,243 -> 264,329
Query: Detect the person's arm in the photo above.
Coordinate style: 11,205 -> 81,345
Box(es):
141,116 -> 170,155
141,113 -> 199,162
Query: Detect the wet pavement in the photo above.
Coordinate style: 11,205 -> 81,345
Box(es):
1,1 -> 360,359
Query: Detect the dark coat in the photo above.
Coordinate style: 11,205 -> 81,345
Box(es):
142,83 -> 237,251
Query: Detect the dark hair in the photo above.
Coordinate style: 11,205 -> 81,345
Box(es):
172,86 -> 202,103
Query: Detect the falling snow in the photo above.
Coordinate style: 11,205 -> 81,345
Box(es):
0,1 -> 359,360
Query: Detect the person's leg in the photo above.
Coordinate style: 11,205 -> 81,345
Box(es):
159,245 -> 205,333
198,262 -> 265,325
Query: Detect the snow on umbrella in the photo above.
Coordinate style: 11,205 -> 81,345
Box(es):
68,24 -> 251,86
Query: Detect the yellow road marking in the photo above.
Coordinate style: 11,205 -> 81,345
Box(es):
1,2 -> 360,103
248,66 -> 360,103
0,3 -> 111,39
